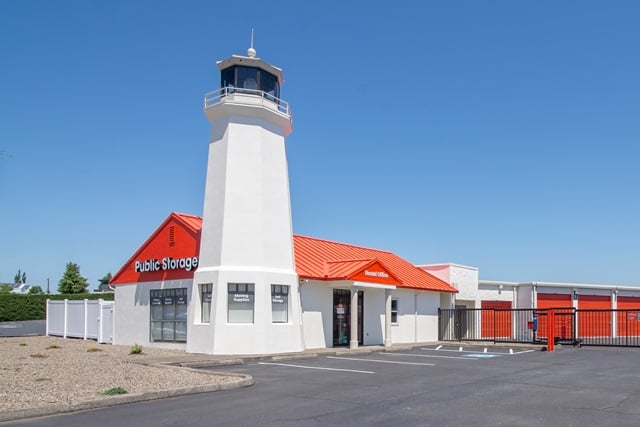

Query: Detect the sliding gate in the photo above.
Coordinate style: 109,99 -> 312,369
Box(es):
438,308 -> 576,345
439,308 -> 640,347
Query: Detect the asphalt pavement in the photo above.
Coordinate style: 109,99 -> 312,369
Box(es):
3,344 -> 640,427
0,320 -> 46,337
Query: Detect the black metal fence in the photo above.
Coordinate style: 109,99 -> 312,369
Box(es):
438,308 -> 640,348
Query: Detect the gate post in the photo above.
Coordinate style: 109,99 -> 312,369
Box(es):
547,309 -> 555,352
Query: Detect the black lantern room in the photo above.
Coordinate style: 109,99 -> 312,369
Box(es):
217,49 -> 283,100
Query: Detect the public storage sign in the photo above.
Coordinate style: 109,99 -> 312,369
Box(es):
111,213 -> 202,285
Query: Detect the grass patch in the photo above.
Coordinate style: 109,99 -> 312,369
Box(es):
19,342 -> 28,347
87,347 -> 103,353
35,377 -> 52,382
46,343 -> 61,349
129,344 -> 143,355
98,387 -> 128,396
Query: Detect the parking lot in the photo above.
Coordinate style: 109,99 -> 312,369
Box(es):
4,345 -> 640,427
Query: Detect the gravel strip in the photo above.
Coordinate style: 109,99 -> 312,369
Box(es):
0,336 -> 241,414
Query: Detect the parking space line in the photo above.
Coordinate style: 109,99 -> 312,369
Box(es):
327,356 -> 435,366
422,347 -> 537,355
382,352 -> 478,361
258,362 -> 375,374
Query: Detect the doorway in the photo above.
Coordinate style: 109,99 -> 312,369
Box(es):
333,289 -> 363,346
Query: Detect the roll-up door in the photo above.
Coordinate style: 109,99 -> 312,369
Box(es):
577,295 -> 611,338
481,301 -> 511,338
617,296 -> 640,337
536,293 -> 572,339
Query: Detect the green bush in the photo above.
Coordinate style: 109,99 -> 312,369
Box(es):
129,343 -> 143,355
0,293 -> 114,322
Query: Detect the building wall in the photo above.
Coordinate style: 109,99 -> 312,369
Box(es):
477,284 -> 515,305
300,282 -> 332,349
113,279 -> 192,350
390,289 -> 440,344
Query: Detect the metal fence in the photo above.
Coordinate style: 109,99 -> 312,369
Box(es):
439,308 -> 640,348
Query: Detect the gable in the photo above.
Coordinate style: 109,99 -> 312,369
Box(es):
111,213 -> 201,285
348,260 -> 402,285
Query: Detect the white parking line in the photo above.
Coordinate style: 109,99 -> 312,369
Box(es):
421,347 -> 535,356
258,362 -> 374,374
382,352 -> 478,361
327,356 -> 435,366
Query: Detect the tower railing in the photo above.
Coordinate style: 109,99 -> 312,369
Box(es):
204,86 -> 291,116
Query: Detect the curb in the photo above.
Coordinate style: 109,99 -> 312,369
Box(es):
0,371 -> 253,423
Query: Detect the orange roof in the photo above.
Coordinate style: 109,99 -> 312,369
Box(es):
111,213 -> 457,293
293,235 -> 457,292
111,213 -> 202,285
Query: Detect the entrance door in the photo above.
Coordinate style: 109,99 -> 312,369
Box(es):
333,289 -> 363,346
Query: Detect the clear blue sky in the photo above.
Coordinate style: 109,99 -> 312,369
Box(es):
1,1 -> 639,290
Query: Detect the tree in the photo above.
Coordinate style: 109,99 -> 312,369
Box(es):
0,284 -> 12,294
28,285 -> 44,294
13,269 -> 26,284
58,262 -> 89,294
97,273 -> 113,292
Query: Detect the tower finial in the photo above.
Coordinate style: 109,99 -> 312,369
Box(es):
247,28 -> 256,58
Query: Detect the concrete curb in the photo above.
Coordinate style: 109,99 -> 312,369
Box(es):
0,371 -> 254,423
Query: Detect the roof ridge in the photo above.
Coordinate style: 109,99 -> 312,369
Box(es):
293,234 -> 393,254
325,258 -> 376,264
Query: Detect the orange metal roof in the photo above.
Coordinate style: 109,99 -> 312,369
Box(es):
293,235 -> 457,293
111,213 -> 457,293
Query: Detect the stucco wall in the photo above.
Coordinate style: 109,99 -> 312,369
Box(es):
113,279 -> 192,350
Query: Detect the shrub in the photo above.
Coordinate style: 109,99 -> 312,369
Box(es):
129,344 -> 143,355
98,387 -> 128,396
0,293 -> 114,321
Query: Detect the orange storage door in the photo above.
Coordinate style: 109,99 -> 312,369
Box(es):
537,293 -> 572,339
617,297 -> 640,337
481,301 -> 512,338
577,295 -> 611,337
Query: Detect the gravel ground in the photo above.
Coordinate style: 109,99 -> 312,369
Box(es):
0,336 -> 236,412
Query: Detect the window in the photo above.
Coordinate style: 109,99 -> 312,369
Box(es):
200,283 -> 213,324
391,299 -> 399,324
228,283 -> 254,323
150,288 -> 187,342
271,284 -> 289,323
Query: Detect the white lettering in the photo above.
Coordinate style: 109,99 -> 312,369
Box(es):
135,257 -> 199,272
364,270 -> 389,278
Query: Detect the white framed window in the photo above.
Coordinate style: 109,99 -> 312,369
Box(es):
200,283 -> 213,323
271,284 -> 289,323
228,283 -> 254,323
391,299 -> 399,324
150,288 -> 188,342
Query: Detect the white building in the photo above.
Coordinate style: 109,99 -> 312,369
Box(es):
110,48 -> 458,354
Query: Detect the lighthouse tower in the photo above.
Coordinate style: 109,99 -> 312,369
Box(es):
186,46 -> 303,355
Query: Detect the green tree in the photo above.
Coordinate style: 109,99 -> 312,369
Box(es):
97,272 -> 112,292
58,262 -> 89,294
14,269 -> 26,284
0,284 -> 12,293
28,285 -> 44,294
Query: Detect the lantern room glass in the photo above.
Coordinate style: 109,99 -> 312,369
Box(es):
220,65 -> 280,99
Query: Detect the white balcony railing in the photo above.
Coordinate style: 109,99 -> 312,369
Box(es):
204,86 -> 291,116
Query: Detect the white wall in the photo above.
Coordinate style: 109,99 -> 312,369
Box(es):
477,284 -> 515,305
300,282 -> 332,349
113,280 -> 192,350
390,289 -> 440,344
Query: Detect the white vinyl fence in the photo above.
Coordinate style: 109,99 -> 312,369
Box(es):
46,299 -> 114,344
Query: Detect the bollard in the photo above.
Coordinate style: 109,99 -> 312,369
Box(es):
547,309 -> 555,352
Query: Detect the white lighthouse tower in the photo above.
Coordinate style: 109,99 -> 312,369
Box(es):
187,45 -> 304,355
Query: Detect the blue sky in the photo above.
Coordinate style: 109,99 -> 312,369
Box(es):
1,1 -> 639,290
